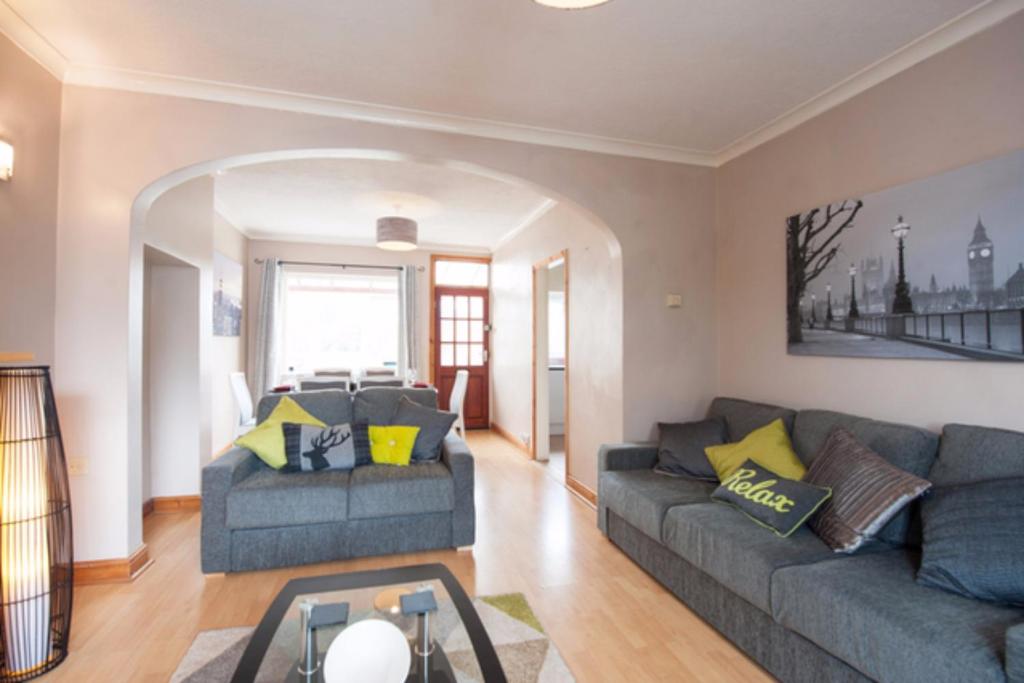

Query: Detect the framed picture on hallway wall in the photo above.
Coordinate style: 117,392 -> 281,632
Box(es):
786,148 -> 1024,362
213,251 -> 243,337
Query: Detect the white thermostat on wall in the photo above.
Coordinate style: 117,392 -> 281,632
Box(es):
666,294 -> 683,308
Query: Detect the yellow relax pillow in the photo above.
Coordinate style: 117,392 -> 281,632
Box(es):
234,396 -> 325,469
704,418 -> 806,482
368,425 -> 420,466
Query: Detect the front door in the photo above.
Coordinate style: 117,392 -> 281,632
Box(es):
434,287 -> 489,429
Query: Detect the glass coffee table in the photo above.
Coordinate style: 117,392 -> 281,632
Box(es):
230,563 -> 507,683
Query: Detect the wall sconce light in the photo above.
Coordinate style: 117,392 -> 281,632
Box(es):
0,141 -> 13,182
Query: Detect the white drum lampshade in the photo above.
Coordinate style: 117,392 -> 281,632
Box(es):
376,217 -> 418,252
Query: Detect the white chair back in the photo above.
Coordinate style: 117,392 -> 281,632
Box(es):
229,372 -> 255,436
449,370 -> 469,438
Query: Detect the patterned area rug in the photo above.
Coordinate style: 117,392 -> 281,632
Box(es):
171,593 -> 574,683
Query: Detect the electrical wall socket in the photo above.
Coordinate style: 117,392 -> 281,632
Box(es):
666,293 -> 683,308
68,458 -> 88,476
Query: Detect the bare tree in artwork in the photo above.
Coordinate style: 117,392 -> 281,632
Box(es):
787,200 -> 863,344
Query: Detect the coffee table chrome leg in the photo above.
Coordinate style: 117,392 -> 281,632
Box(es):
297,601 -> 319,680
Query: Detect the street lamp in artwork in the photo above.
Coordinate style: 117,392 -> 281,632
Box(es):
891,215 -> 914,314
848,264 -> 860,319
810,294 -> 817,328
826,284 -> 834,324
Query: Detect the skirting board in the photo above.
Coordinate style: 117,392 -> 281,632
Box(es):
566,475 -> 597,508
74,544 -> 152,585
490,422 -> 531,457
143,495 -> 202,517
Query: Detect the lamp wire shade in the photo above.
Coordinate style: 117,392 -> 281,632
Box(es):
0,367 -> 73,681
376,216 -> 418,251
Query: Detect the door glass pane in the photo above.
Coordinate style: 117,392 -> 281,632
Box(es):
440,343 -> 454,367
455,343 -> 469,366
434,261 -> 489,287
470,297 -> 484,319
455,320 -> 469,342
440,319 -> 454,342
470,343 -> 484,366
455,296 -> 469,318
440,295 -> 454,318
470,320 -> 483,342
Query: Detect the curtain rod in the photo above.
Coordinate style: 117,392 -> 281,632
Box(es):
253,258 -> 425,272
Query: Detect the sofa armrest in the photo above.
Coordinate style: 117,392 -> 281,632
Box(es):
1008,622 -> 1024,683
598,442 -> 658,473
200,447 -> 261,572
441,433 -> 475,547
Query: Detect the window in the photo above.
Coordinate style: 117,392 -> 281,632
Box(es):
278,267 -> 399,377
548,291 -> 566,366
438,293 -> 487,367
434,259 -> 488,287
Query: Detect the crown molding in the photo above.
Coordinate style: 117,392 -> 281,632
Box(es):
0,1 -> 68,79
4,0 -> 1020,167
63,64 -> 717,167
713,0 -> 1024,165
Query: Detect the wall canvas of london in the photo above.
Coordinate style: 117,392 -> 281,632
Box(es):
787,148 -> 1024,362
213,251 -> 243,337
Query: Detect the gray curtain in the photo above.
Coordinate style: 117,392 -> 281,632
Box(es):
253,257 -> 280,397
400,265 -> 418,381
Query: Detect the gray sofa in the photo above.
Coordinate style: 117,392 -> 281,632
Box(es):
598,397 -> 1024,683
202,387 -> 475,573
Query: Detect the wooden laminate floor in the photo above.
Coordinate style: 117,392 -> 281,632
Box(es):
47,431 -> 771,682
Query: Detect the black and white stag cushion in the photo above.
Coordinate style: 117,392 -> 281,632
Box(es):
281,422 -> 357,472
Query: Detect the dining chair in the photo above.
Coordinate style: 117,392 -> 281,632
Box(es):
229,372 -> 256,437
449,369 -> 469,438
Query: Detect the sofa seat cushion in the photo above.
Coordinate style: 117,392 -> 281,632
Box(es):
599,470 -> 714,542
348,463 -> 454,519
662,503 -> 836,612
771,551 -> 1024,683
226,469 -> 350,530
707,397 -> 797,441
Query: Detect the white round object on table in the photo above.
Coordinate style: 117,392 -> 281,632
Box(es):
323,618 -> 411,683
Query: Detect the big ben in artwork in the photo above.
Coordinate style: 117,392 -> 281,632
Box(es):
967,216 -> 995,308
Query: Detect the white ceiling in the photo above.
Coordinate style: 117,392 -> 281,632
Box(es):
5,0 -> 1008,162
214,158 -> 552,250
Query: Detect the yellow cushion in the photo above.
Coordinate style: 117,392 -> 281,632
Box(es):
234,396 -> 325,469
368,425 -> 420,466
704,418 -> 806,482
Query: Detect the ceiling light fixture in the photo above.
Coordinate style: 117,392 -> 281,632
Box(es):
533,0 -> 612,8
376,216 -> 418,251
0,141 -> 13,182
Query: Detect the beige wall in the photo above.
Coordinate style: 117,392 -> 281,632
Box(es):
716,13 -> 1024,433
0,33 -> 61,363
212,214 -> 248,452
491,204 -> 624,492
53,84 -> 717,560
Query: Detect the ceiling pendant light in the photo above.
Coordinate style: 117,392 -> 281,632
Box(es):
533,0 -> 612,8
376,216 -> 418,251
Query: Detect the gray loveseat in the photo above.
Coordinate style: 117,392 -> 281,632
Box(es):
202,388 -> 475,573
598,397 -> 1024,683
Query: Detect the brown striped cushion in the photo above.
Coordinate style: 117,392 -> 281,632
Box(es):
805,427 -> 931,553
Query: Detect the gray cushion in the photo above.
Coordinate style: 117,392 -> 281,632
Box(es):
793,409 -> 939,546
1008,623 -> 1024,683
599,470 -> 714,542
348,463 -> 454,519
257,389 -> 353,425
707,397 -> 796,441
392,395 -> 458,462
931,423 -> 1024,487
353,387 -> 438,424
918,477 -> 1024,605
711,460 -> 832,538
661,502 -> 837,612
771,551 -> 1024,683
225,468 -> 350,530
655,418 -> 726,480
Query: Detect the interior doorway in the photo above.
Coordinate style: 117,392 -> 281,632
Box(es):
532,251 -> 569,484
142,246 -> 202,519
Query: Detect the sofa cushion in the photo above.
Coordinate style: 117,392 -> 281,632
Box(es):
930,423 -> 1024,487
354,387 -> 438,424
226,468 -> 350,530
707,397 -> 796,441
599,470 -> 714,541
662,502 -> 836,612
711,460 -> 832,538
771,551 -> 1024,683
654,418 -> 726,480
392,395 -> 458,462
257,389 -> 353,426
348,462 -> 454,519
704,418 -> 806,481
793,409 -> 939,547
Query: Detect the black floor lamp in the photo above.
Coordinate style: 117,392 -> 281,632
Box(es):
0,367 -> 73,681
